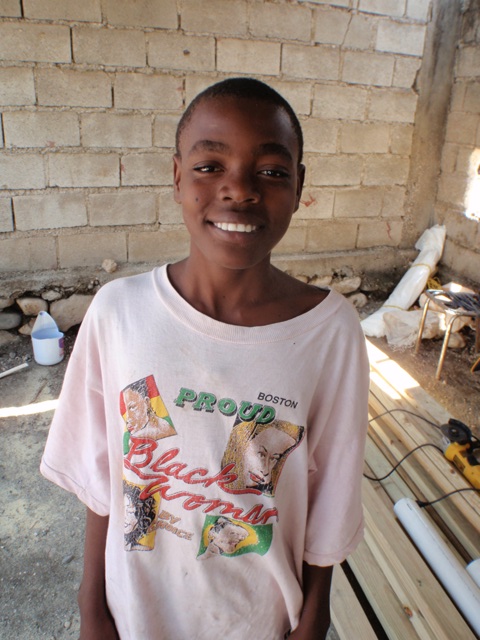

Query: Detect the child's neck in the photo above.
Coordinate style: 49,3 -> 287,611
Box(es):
167,258 -> 327,327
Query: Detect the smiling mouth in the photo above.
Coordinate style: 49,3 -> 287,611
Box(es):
212,222 -> 259,233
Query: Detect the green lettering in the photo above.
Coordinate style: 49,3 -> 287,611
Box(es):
193,391 -> 217,412
218,397 -> 237,416
174,387 -> 197,407
255,406 -> 276,424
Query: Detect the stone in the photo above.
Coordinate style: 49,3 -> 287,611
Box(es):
347,292 -> 368,309
42,290 -> 63,302
50,294 -> 94,332
331,276 -> 362,295
16,297 -> 49,316
295,274 -> 309,283
18,318 -> 36,336
102,258 -> 118,273
0,297 -> 14,310
310,275 -> 333,287
0,311 -> 22,330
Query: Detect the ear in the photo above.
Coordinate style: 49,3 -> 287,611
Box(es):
293,163 -> 306,213
173,154 -> 182,204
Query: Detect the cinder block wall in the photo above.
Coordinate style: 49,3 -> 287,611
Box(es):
435,0 -> 480,284
0,0 -> 444,281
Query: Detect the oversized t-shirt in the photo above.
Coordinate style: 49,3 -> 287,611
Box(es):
40,265 -> 369,640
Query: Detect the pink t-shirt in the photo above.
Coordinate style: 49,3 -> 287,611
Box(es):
41,265 -> 369,639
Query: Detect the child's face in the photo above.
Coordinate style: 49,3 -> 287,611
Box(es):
173,96 -> 305,272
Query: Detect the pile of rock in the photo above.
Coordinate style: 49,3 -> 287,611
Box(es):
294,272 -> 368,309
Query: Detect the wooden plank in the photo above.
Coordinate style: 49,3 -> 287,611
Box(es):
330,564 -> 377,640
361,480 -> 477,639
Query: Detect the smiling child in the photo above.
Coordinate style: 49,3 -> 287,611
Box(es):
41,78 -> 369,640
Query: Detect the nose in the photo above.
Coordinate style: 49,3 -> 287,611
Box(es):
220,168 -> 260,204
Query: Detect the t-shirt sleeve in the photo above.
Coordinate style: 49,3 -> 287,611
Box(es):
304,310 -> 370,567
40,299 -> 111,516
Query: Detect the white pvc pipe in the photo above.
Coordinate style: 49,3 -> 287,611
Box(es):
394,497 -> 480,636
467,558 -> 480,589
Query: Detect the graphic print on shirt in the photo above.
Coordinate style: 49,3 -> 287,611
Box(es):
221,419 -> 304,497
197,515 -> 273,560
121,377 -> 304,556
123,478 -> 161,551
120,375 -> 176,455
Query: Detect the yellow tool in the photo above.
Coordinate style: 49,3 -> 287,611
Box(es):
440,419 -> 480,490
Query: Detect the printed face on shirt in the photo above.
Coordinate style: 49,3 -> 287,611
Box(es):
208,519 -> 249,554
124,492 -> 138,534
124,388 -> 149,433
243,428 -> 296,490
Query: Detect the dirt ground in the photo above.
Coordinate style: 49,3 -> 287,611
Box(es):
1,305 -> 479,639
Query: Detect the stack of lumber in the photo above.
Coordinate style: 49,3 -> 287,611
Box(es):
330,339 -> 480,640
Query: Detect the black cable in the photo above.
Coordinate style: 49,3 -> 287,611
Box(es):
363,442 -> 443,482
417,488 -> 480,508
368,408 -> 440,430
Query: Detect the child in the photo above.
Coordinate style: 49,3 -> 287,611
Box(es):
41,78 -> 369,640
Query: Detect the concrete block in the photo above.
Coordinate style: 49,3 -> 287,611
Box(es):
358,0 -> 405,17
437,174 -> 467,207
102,0 -> 177,29
393,56 -> 421,88
306,220 -> 358,251
334,187 -> 384,217
342,50 -> 394,86
314,8 -> 350,45
389,123 -> 413,155
376,21 -> 426,56
369,89 -> 418,122
73,27 -> 145,67
154,115 -> 180,149
0,23 -> 71,63
4,112 -> 80,148
339,123 -> 390,153
185,75 -> 218,105
115,73 -> 183,111
297,188 -> 334,219
442,241 -> 480,285
274,224 -> 307,254
309,155 -> 362,186
23,0 -> 101,21
121,152 -> 172,186
443,209 -> 479,248
14,193 -> 87,230
344,14 -> 376,50
128,227 -> 190,262
456,46 -> 480,78
218,38 -> 280,75
0,0 -> 21,17
450,82 -> 466,111
464,83 -> 480,113
81,113 -> 152,149
456,146 -> 477,176
250,3 -> 311,41
313,84 -> 368,120
406,0 -> 431,22
0,236 -> 57,271
440,143 -> 459,174
0,117 -> 3,147
381,185 -> 406,217
445,113 -> 479,145
58,232 -> 127,268
268,80 -> 312,116
302,119 -> 338,153
282,44 -> 339,80
49,154 -> 119,188
37,68 -> 112,108
0,155 -> 45,189
89,191 -> 156,226
159,190 -> 183,225
0,198 -> 13,232
149,33 -> 214,72
298,0 -> 350,7
182,0 -> 247,36
0,67 -> 35,106
357,219 -> 402,247
364,156 -> 409,185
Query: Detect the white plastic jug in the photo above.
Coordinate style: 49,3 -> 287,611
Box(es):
31,311 -> 64,366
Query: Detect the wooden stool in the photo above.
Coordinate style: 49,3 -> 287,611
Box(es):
414,290 -> 480,380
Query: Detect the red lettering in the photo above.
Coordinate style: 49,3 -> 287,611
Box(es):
125,437 -> 157,468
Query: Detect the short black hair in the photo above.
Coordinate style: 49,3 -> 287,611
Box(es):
175,77 -> 304,163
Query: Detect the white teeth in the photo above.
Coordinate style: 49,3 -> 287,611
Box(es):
213,222 -> 257,233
